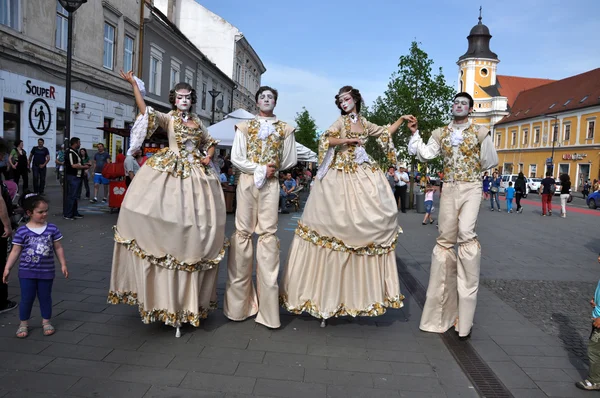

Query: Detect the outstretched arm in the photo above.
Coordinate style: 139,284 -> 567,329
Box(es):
120,70 -> 146,115
407,120 -> 441,161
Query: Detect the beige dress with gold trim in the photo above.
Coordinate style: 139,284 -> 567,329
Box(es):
280,115 -> 404,320
108,108 -> 227,327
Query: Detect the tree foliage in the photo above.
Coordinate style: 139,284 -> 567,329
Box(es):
364,41 -> 455,173
294,107 -> 318,153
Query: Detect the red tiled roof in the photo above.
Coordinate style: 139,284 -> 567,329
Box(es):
495,75 -> 555,108
496,68 -> 600,125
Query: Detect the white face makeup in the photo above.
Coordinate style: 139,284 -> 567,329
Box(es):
338,93 -> 356,113
452,97 -> 471,118
175,90 -> 192,111
257,90 -> 276,112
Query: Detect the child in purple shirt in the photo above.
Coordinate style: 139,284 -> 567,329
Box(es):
2,194 -> 68,338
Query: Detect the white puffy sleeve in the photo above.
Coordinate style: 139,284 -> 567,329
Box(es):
480,134 -> 498,171
127,106 -> 169,155
279,126 -> 297,171
407,129 -> 441,162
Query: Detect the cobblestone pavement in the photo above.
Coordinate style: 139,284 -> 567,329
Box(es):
482,279 -> 595,361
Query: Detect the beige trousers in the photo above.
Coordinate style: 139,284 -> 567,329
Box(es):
419,181 -> 482,337
224,174 -> 281,328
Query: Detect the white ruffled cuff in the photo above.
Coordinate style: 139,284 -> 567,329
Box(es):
407,130 -> 421,156
127,108 -> 150,155
254,164 -> 267,188
316,147 -> 335,180
133,76 -> 146,97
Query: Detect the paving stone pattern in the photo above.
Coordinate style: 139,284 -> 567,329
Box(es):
0,181 -> 477,397
483,279 -> 595,361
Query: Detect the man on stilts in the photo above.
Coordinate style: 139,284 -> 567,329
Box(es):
224,86 -> 296,329
407,92 -> 498,339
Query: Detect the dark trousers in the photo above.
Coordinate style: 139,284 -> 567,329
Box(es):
395,185 -> 407,212
12,168 -> 28,193
19,278 -> 53,321
32,165 -> 47,194
81,173 -> 90,198
515,192 -> 523,211
64,175 -> 82,218
0,237 -> 8,307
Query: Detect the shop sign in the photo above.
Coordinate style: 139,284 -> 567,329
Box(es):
25,80 -> 56,99
28,98 -> 52,136
562,153 -> 587,161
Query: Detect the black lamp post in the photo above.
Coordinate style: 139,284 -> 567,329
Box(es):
543,114 -> 559,175
209,88 -> 221,125
58,0 -> 87,210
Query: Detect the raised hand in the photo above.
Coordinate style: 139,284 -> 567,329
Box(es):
119,70 -> 136,86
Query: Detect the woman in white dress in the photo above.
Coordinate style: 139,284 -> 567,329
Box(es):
280,86 -> 413,327
108,71 -> 227,337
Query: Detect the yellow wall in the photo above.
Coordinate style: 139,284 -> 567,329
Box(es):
494,107 -> 600,188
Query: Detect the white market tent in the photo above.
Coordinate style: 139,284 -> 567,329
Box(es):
208,109 -> 318,163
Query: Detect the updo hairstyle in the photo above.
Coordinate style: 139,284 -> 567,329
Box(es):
335,86 -> 363,115
169,82 -> 197,111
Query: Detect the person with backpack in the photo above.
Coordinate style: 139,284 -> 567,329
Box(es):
540,171 -> 556,216
514,172 -> 527,213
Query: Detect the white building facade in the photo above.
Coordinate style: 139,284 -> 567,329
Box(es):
154,0 -> 266,114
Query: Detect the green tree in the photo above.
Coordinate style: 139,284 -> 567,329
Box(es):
294,107 -> 318,153
364,41 -> 455,205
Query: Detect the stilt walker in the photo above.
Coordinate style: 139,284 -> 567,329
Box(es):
224,86 -> 296,329
407,92 -> 498,339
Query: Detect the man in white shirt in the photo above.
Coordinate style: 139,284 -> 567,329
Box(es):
224,86 -> 296,329
407,92 -> 498,340
395,162 -> 409,213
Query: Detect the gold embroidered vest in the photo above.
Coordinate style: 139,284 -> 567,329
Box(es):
245,118 -> 288,168
440,124 -> 482,183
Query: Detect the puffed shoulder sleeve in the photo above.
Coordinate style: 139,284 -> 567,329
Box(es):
478,127 -> 498,171
199,119 -> 219,150
280,124 -> 297,171
127,106 -> 170,155
363,119 -> 396,164
407,128 -> 441,162
318,118 -> 343,165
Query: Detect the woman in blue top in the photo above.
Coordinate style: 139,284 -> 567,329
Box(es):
482,171 -> 490,200
490,171 -> 501,211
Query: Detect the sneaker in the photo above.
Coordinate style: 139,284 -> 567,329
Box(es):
561,214 -> 566,218
102,198 -> 107,203
0,300 -> 18,314
541,214 -> 546,217
63,216 -> 75,220
90,198 -> 98,203
490,208 -> 494,211
74,214 -> 84,219
549,210 -> 552,216
576,380 -> 600,391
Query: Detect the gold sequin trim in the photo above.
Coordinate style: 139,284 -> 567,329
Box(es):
145,148 -> 213,179
107,290 -> 217,327
295,222 -> 402,255
280,293 -> 404,320
114,227 -> 229,272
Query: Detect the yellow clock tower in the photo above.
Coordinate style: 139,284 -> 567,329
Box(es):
457,10 -> 508,128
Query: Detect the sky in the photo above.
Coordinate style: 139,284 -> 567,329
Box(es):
196,0 -> 600,130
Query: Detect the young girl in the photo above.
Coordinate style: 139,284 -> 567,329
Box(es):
422,184 -> 435,225
2,194 -> 68,338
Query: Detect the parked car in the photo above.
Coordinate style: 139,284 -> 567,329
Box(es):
527,178 -> 542,193
587,191 -> 600,209
499,174 -> 529,197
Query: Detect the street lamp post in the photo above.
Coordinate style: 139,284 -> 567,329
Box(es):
208,89 -> 221,125
544,114 -> 559,175
58,0 -> 87,211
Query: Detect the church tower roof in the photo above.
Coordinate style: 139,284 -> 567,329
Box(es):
459,8 -> 498,61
